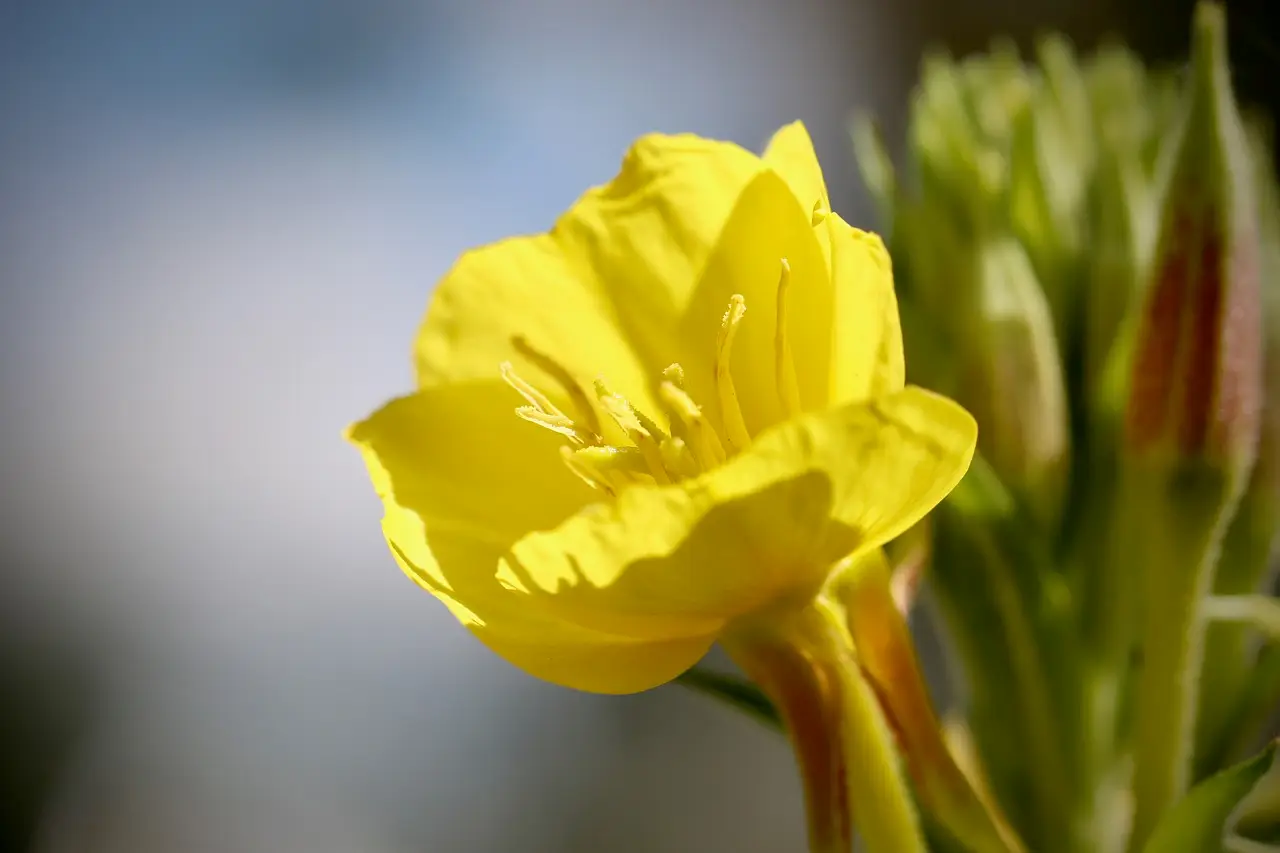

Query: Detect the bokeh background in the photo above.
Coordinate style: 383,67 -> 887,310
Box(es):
1,0 -> 1272,850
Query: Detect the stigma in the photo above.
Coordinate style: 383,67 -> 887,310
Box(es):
501,259 -> 801,495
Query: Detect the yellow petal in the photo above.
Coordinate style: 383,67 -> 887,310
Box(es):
471,629 -> 715,697
821,385 -> 975,548
764,121 -> 832,229
347,382 -> 712,694
761,123 -> 903,403
415,133 -> 770,422
673,169 -> 834,433
502,386 -> 977,651
828,216 -> 907,402
347,381 -> 586,602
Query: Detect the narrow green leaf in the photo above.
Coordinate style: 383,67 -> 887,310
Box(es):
1218,645 -> 1280,768
1142,741 -> 1278,852
930,453 -> 1079,851
1225,741 -> 1280,851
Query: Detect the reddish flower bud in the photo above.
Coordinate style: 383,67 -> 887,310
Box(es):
1125,3 -> 1263,486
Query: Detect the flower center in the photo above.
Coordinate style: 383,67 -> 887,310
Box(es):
502,258 -> 800,496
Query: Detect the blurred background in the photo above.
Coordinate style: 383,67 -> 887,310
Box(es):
0,0 -> 1272,850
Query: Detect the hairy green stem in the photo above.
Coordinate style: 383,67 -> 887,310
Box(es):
1076,463 -> 1140,853
1128,471 -> 1233,850
725,602 -> 928,853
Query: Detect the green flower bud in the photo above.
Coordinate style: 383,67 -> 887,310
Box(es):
1221,119 -> 1280,582
1122,13 -> 1269,834
1008,37 -> 1093,334
957,237 -> 1072,528
1124,2 -> 1264,490
1084,152 -> 1158,402
1078,45 -> 1170,402
1199,127 -> 1280,770
909,51 -> 1009,227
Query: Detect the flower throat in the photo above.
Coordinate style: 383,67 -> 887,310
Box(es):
501,259 -> 801,496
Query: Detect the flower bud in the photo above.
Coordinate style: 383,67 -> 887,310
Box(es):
1008,37 -> 1093,333
1080,44 -> 1166,400
1199,123 -> 1280,766
1124,2 -> 1264,489
907,48 -> 1021,230
1220,119 -> 1280,577
960,237 -> 1072,529
1084,152 -> 1158,403
1080,48 -> 1180,431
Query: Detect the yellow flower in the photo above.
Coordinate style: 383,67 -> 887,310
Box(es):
347,122 -> 976,695
347,122 -> 981,853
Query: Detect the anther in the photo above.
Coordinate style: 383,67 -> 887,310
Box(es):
659,437 -> 698,480
515,406 -> 582,441
511,336 -> 604,441
560,446 -> 616,496
501,361 -> 560,416
574,445 -> 649,478
596,380 -> 673,484
503,362 -> 590,445
660,380 -> 727,470
715,294 -> 753,453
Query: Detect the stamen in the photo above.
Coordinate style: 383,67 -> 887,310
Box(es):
595,380 -> 672,484
574,445 -> 650,475
511,336 -> 604,441
715,294 -> 753,453
811,200 -> 829,225
503,362 -> 591,445
501,361 -> 560,416
515,406 -> 582,441
506,276 -> 799,494
774,258 -> 803,417
659,380 -> 727,471
659,437 -> 698,480
560,446 -> 617,496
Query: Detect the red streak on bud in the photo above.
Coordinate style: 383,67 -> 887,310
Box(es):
1125,196 -> 1263,463
1179,220 -> 1224,453
1127,210 -> 1194,450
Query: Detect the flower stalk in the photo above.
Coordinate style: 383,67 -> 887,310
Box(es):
1126,467 -> 1236,848
725,600 -> 929,853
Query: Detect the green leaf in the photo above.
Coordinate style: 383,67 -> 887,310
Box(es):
674,665 -> 781,730
930,453 -> 1079,851
1217,645 -> 1280,769
1142,741 -> 1279,852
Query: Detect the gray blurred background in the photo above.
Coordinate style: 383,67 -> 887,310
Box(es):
2,0 -> 1266,850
